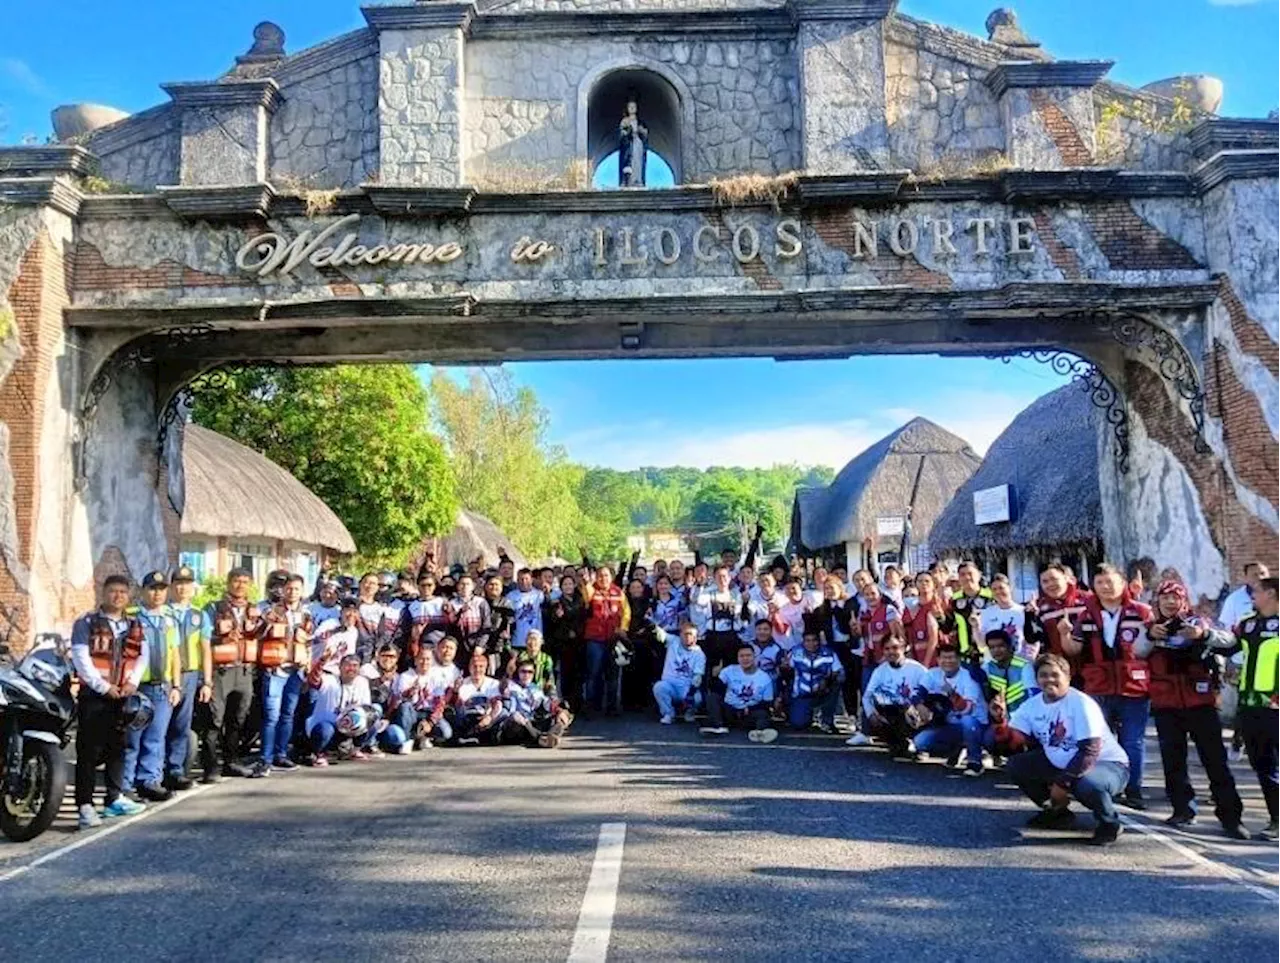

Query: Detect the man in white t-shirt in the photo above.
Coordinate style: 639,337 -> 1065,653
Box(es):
505,568 -> 546,650
912,645 -> 989,777
453,651 -> 506,746
700,642 -> 778,743
860,636 -> 929,758
998,652 -> 1131,846
652,623 -> 707,724
979,574 -> 1029,658
305,654 -> 375,765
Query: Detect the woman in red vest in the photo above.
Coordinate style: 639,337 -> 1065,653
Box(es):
1140,579 -> 1247,838
580,566 -> 631,716
1062,563 -> 1152,810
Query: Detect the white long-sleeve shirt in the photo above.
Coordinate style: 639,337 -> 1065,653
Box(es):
1218,585 -> 1254,631
70,611 -> 148,696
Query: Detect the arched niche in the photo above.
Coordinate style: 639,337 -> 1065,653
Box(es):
578,60 -> 693,187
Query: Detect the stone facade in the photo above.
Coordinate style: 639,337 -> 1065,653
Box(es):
0,1 -> 1274,636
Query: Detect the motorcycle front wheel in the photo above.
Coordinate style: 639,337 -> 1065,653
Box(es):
1,740 -> 66,842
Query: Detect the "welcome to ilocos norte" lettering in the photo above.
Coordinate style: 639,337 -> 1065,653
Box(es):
236,213 -> 1038,279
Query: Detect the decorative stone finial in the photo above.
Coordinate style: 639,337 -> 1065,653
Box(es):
985,8 -> 1039,50
236,21 -> 286,64
1140,75 -> 1224,115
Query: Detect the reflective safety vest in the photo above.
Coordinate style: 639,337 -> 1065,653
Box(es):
129,605 -> 179,685
87,614 -> 143,688
950,589 -> 993,655
985,656 -> 1032,712
1236,612 -> 1279,710
169,604 -> 204,674
208,599 -> 260,666
583,586 -> 627,641
1074,597 -> 1152,698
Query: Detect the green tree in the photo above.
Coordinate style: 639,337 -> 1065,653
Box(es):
190,364 -> 457,563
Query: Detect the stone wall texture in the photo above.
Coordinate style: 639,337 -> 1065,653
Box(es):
380,27 -> 466,186
271,53 -> 380,188
463,35 -> 801,183
798,20 -> 888,173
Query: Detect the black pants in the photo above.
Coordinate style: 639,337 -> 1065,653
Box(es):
1239,706 -> 1279,822
702,631 -> 738,674
1153,705 -> 1243,826
832,644 -> 862,720
706,692 -> 770,730
866,705 -> 915,756
197,664 -> 254,772
75,690 -> 126,807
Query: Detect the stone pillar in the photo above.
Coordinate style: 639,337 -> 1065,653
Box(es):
794,0 -> 893,173
365,3 -> 474,187
164,80 -> 281,186
984,61 -> 1112,169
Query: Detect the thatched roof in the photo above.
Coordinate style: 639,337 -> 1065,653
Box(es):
930,385 -> 1103,554
791,418 -> 981,553
409,509 -> 527,572
181,424 -> 356,553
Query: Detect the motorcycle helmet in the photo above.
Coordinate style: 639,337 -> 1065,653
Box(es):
613,640 -> 632,667
336,705 -> 369,737
120,692 -> 155,732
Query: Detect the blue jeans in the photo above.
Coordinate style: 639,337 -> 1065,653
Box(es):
165,671 -> 201,779
789,688 -> 839,728
584,640 -> 616,712
260,669 -> 304,764
914,717 -> 986,765
653,679 -> 699,717
1097,695 -> 1149,796
391,702 -> 453,742
124,681 -> 174,788
307,718 -> 375,754
1005,747 -> 1129,828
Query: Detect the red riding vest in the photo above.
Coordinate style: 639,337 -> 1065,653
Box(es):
902,606 -> 936,667
1073,597 -> 1152,698
1146,632 -> 1218,711
860,599 -> 897,666
583,586 -> 626,641
210,600 -> 260,667
88,614 -> 144,687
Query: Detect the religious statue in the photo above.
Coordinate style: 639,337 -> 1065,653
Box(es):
617,97 -> 648,188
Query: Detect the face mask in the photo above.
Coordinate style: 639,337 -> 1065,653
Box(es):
904,597 -> 920,613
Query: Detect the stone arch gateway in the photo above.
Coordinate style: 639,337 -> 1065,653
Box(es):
0,0 -> 1275,641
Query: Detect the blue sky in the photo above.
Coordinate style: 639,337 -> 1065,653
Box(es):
3,1 -> 1276,469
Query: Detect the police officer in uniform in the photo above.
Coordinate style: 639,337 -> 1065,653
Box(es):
1228,576 -> 1280,840
122,571 -> 182,802
197,567 -> 261,780
945,561 -> 993,669
165,565 -> 209,791
70,575 -> 149,828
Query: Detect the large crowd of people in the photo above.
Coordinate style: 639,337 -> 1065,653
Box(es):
69,542 -> 1277,848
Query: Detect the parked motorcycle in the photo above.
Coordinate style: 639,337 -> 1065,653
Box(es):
0,634 -> 75,841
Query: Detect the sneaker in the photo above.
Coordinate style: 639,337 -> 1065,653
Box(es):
964,764 -> 984,778
945,750 -> 964,770
77,804 -> 102,830
1229,745 -> 1245,763
756,728 -> 778,745
392,742 -> 410,755
699,726 -> 729,736
311,753 -> 330,768
1119,792 -> 1148,812
137,782 -> 173,802
1088,822 -> 1124,846
1164,812 -> 1196,828
164,773 -> 194,792
659,714 -> 674,725
845,732 -> 871,747
222,763 -> 252,779
366,745 -> 384,758
272,757 -> 299,771
248,761 -> 272,779
682,709 -> 697,724
813,722 -> 834,735
1026,807 -> 1076,830
458,737 -> 480,747
200,769 -> 222,785
1222,823 -> 1250,841
102,796 -> 146,819
1256,820 -> 1279,842
747,729 -> 762,743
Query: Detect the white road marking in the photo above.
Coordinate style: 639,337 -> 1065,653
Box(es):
1120,815 -> 1278,904
0,784 -> 212,885
567,822 -> 627,963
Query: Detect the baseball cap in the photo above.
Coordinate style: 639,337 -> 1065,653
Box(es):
170,565 -> 196,583
141,570 -> 169,589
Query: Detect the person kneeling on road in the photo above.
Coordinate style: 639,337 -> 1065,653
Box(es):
912,644 -> 989,777
653,622 -> 706,724
453,650 -> 507,746
501,660 -> 574,748
997,653 -> 1132,846
388,645 -> 458,750
305,653 -> 377,766
861,636 -> 930,758
701,642 -> 778,743
787,629 -> 844,733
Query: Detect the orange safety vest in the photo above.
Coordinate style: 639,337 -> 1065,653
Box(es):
1074,597 -> 1152,698
210,600 -> 260,667
583,586 -> 625,641
259,607 -> 313,668
88,614 -> 144,688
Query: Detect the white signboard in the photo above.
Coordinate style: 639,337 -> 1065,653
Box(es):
973,485 -> 1012,525
876,516 -> 905,537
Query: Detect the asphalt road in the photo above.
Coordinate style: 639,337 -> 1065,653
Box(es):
0,718 -> 1276,962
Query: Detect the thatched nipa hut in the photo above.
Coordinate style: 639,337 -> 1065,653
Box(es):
409,508 -> 527,573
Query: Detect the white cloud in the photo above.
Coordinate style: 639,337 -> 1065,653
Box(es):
561,387 -> 1051,470
0,58 -> 53,100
